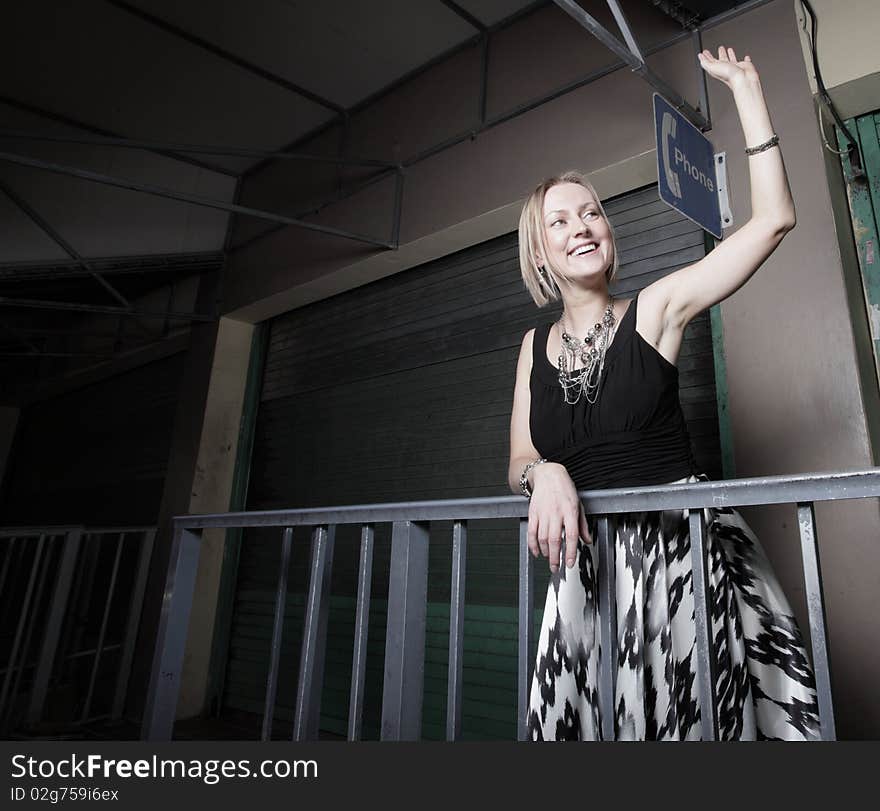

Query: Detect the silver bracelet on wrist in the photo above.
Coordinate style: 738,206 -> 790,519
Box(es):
744,134 -> 779,156
520,458 -> 548,499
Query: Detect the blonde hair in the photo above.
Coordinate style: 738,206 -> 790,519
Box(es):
518,171 -> 619,307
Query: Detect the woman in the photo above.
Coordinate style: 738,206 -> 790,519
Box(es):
508,47 -> 819,740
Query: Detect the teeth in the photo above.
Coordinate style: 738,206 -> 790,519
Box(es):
572,244 -> 597,256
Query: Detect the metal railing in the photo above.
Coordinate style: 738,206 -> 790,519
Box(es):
0,525 -> 155,735
142,469 -> 880,742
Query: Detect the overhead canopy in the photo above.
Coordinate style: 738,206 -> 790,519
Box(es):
0,0 -> 761,392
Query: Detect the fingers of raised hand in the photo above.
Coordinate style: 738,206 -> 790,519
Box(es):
701,47 -> 752,68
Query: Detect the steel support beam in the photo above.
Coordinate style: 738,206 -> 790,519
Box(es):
234,0 -> 773,255
0,94 -> 235,178
441,0 -> 487,32
0,131 -> 397,169
479,34 -> 490,125
0,180 -> 129,306
106,0 -> 344,115
0,251 -> 224,283
693,28 -> 711,126
231,166 -> 399,253
391,169 -> 405,249
606,0 -> 644,62
0,351 -> 113,359
0,296 -> 215,322
242,1 -> 550,180
0,151 -> 396,249
551,0 -> 707,129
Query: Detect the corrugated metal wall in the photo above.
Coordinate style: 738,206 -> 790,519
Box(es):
0,353 -> 186,526
222,185 -> 722,739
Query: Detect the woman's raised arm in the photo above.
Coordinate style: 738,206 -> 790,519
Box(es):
649,46 -> 796,332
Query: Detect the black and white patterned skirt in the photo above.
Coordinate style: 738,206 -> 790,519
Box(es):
527,478 -> 820,741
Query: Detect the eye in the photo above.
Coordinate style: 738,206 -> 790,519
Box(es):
582,210 -> 598,220
550,218 -> 564,227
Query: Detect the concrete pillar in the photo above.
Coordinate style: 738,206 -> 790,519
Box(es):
709,4 -> 880,738
177,317 -> 254,718
128,266 -> 255,725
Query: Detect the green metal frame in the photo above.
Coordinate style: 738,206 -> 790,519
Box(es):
837,113 -> 880,386
204,321 -> 270,716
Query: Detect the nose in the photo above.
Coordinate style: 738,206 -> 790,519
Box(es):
573,219 -> 590,237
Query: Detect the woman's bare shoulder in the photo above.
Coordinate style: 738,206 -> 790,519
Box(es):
516,328 -> 536,372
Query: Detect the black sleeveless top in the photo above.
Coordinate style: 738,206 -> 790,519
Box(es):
529,292 -> 696,490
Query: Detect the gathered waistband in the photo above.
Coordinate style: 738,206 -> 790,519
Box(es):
547,423 -> 696,491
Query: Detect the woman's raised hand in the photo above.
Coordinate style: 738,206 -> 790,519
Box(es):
698,46 -> 759,91
527,462 -> 591,573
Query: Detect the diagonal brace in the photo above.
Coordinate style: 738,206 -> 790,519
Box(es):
0,296 -> 215,322
551,0 -> 707,129
0,180 -> 130,306
606,0 -> 644,62
0,130 -> 398,169
0,151 -> 396,250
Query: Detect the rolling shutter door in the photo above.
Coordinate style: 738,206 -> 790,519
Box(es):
222,184 -> 722,739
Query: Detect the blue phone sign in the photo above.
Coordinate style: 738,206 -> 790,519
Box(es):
653,93 -> 722,239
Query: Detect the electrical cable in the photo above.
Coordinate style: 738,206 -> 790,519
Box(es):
799,0 -> 865,178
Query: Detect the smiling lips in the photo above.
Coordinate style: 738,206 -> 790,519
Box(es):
568,242 -> 599,257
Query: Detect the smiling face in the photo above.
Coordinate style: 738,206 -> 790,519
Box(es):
540,182 -> 614,288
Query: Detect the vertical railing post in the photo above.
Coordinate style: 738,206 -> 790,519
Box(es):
4,534 -> 54,734
262,527 -> 293,741
0,536 -> 17,600
348,524 -> 374,741
112,528 -> 156,720
446,520 -> 467,741
796,502 -> 836,740
517,518 -> 534,741
597,515 -> 616,741
381,520 -> 429,741
688,508 -> 719,740
141,525 -> 202,741
80,533 -> 125,723
293,525 -> 335,741
27,528 -> 82,726
0,534 -> 46,729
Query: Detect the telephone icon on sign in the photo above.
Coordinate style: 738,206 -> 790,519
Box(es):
661,112 -> 682,199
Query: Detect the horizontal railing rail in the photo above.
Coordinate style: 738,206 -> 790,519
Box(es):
0,525 -> 156,734
142,468 -> 880,743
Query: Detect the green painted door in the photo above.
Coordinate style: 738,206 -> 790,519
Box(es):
838,111 -> 880,385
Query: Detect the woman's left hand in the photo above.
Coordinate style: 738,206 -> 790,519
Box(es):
698,46 -> 759,90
